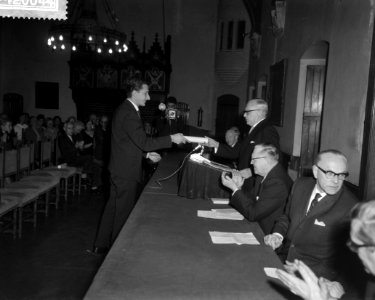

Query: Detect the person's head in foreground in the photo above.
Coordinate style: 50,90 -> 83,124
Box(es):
275,200 -> 375,300
349,200 -> 375,275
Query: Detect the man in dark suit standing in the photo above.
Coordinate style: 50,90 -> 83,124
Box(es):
91,78 -> 186,254
221,143 -> 292,235
205,99 -> 279,190
264,149 -> 358,280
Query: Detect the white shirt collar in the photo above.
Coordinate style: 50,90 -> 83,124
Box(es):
127,99 -> 139,111
311,185 -> 327,200
306,185 -> 327,213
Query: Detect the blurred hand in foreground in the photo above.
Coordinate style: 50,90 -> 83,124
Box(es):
276,260 -> 344,300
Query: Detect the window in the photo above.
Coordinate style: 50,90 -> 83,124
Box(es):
227,21 -> 234,49
35,81 -> 59,109
236,20 -> 246,49
219,22 -> 224,50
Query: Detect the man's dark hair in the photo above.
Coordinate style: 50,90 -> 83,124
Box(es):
125,77 -> 147,98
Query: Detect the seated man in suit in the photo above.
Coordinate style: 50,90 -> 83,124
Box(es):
221,143 -> 293,235
205,99 -> 279,192
212,127 -> 241,168
58,122 -> 93,176
264,149 -> 358,280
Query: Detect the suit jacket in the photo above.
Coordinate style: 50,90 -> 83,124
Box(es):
58,132 -> 79,163
108,99 -> 172,182
230,163 -> 293,235
273,177 -> 358,280
216,119 -> 279,170
213,141 -> 242,168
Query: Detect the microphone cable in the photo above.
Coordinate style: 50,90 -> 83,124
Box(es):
154,145 -> 202,187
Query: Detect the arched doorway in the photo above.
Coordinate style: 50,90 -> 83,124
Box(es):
292,41 -> 329,177
215,94 -> 240,140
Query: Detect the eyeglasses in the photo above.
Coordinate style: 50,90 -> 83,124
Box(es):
243,109 -> 260,114
347,239 -> 375,253
316,165 -> 349,180
251,156 -> 266,163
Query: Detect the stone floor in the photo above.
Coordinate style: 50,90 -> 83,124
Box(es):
0,190 -> 107,300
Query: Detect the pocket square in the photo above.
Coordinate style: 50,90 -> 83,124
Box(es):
314,219 -> 326,227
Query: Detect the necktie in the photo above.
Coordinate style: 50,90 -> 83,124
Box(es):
307,193 -> 321,215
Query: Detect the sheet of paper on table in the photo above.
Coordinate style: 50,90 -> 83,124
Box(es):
264,267 -> 279,279
198,208 -> 244,220
209,231 -> 260,245
211,198 -> 230,205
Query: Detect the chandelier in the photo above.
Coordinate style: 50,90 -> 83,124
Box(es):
47,0 -> 128,55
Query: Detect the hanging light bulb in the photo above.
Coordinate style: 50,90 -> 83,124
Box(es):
123,44 -> 128,52
53,45 -> 57,50
118,48 -> 122,53
47,1 -> 127,56
61,44 -> 65,50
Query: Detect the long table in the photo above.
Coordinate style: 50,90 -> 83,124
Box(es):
84,152 -> 289,300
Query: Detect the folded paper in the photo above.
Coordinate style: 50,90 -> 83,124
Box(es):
198,209 -> 244,220
209,231 -> 260,245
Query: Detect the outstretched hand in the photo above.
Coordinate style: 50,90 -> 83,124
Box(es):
203,136 -> 219,148
171,133 -> 187,144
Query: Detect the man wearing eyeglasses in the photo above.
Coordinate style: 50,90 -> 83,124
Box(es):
205,99 -> 279,191
221,144 -> 292,235
264,149 -> 358,280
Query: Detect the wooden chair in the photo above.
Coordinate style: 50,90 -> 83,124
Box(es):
19,141 -> 60,216
0,147 -> 40,238
38,138 -> 80,202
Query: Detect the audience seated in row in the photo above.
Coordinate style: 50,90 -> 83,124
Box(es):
0,112 -> 111,193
